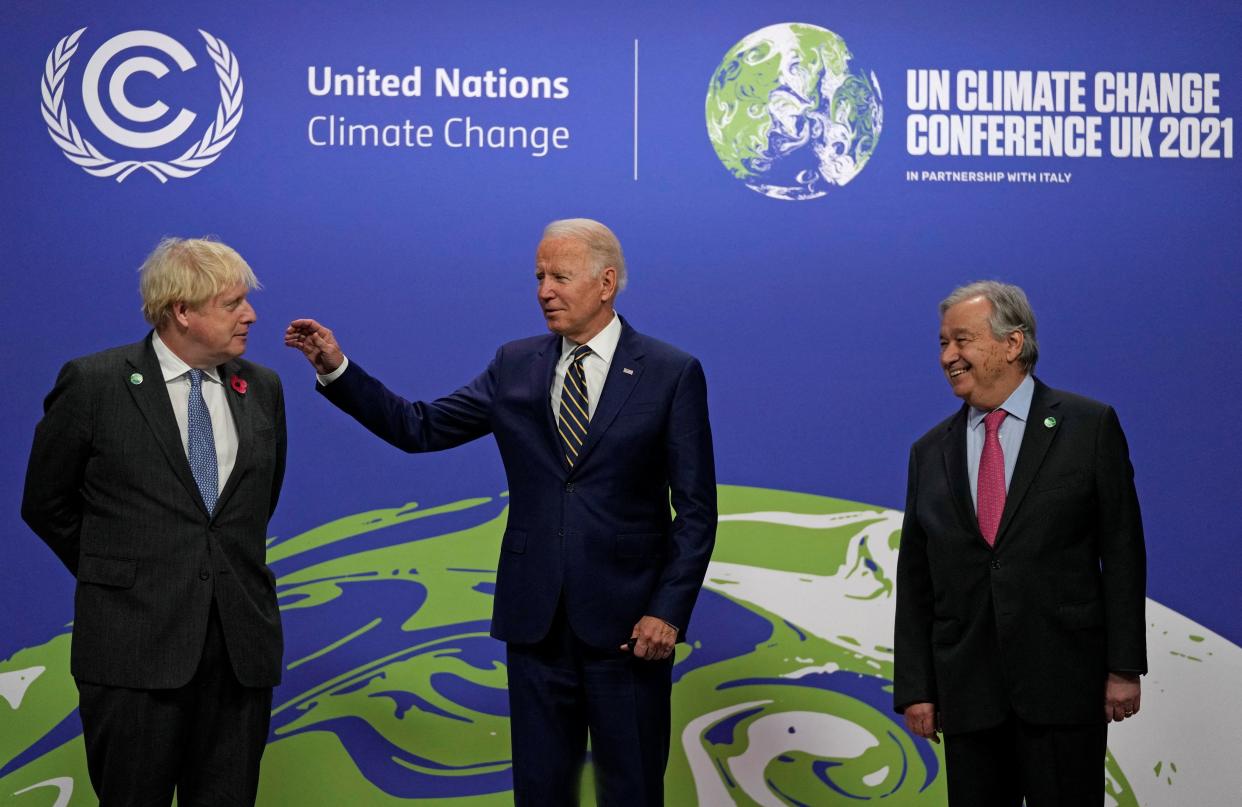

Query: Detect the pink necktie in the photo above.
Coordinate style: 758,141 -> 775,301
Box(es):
977,409 -> 1009,545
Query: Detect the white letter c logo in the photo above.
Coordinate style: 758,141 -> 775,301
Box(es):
81,30 -> 197,149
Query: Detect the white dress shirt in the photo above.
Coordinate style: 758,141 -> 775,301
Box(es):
152,331 -> 239,494
550,313 -> 621,419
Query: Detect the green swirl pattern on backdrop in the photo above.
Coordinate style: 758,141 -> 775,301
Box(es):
0,485 -> 1144,805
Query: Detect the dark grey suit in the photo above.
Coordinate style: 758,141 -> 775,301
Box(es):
894,379 -> 1146,804
22,334 -> 286,803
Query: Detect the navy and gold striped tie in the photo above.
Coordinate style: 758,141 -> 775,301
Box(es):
558,345 -> 592,468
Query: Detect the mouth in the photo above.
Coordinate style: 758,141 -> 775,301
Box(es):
947,366 -> 968,379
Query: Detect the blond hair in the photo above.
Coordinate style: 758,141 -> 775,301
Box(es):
139,237 -> 260,326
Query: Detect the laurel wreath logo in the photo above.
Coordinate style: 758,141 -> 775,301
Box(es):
40,28 -> 244,183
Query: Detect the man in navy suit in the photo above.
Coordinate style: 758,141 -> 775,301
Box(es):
894,281 -> 1146,806
285,218 -> 716,806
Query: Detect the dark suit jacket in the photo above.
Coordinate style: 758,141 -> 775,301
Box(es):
893,379 -> 1146,734
22,334 -> 287,689
319,319 -> 717,648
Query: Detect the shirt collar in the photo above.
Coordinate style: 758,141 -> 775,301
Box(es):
151,331 -> 222,384
560,312 -> 621,366
968,373 -> 1034,430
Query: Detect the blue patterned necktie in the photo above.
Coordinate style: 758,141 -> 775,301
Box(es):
557,345 -> 592,468
187,369 -> 219,513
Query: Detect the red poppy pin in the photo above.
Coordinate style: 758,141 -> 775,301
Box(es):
230,374 -> 248,395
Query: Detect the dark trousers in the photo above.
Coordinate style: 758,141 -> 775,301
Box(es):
944,712 -> 1108,807
76,602 -> 273,807
506,604 -> 673,807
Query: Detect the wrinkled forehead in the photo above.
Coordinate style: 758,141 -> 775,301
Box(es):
535,236 -> 590,269
203,279 -> 252,306
941,296 -> 993,329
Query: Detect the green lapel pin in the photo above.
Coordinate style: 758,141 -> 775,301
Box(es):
129,372 -> 143,385
1044,416 -> 1057,428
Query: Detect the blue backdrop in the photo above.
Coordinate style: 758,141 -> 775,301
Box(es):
2,2 -> 1239,805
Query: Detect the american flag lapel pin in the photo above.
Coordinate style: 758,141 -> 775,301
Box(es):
622,367 -> 634,375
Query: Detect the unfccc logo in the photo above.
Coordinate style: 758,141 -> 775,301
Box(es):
41,28 -> 243,182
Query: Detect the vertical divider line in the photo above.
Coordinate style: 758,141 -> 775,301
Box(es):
633,38 -> 639,181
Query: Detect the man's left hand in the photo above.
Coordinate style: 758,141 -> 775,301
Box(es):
1105,671 -> 1141,722
621,616 -> 677,661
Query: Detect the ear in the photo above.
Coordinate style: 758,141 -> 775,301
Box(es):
599,266 -> 617,301
171,301 -> 193,328
1004,329 -> 1025,363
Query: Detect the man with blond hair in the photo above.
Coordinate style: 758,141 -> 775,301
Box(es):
23,237 -> 286,806
286,218 -> 716,806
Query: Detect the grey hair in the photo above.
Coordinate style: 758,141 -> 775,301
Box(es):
542,218 -> 627,292
940,280 -> 1039,370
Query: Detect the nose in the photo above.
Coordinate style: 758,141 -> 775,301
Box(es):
241,300 -> 257,324
940,343 -> 956,367
538,277 -> 555,302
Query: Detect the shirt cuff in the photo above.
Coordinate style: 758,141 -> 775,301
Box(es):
316,355 -> 350,386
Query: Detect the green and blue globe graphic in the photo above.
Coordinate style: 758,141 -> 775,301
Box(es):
1,485 -> 1235,805
706,23 -> 883,200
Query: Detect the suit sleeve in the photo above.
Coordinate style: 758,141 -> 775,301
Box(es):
318,354 -> 495,452
21,360 -> 92,575
646,357 -> 717,636
1096,406 -> 1147,674
893,444 -> 937,713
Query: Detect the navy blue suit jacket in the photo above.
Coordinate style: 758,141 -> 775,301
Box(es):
320,319 -> 717,648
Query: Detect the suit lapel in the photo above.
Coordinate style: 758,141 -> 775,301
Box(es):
214,359 -> 250,516
571,325 -> 644,475
124,336 -> 207,516
940,406 -> 979,539
995,379 -> 1062,543
533,336 -> 564,464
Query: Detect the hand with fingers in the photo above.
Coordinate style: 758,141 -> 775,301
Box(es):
1105,671 -> 1141,722
284,318 -> 345,375
620,615 -> 678,661
903,701 -> 941,744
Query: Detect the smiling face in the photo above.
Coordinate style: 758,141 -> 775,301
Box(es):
535,236 -> 616,344
170,280 -> 256,367
939,295 -> 1026,410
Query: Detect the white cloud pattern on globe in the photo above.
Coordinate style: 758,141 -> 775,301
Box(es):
706,23 -> 883,200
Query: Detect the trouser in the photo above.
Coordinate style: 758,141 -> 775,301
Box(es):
944,711 -> 1108,807
76,602 -> 273,807
506,603 -> 673,807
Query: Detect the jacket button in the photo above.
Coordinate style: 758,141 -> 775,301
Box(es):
990,559 -> 1000,569
199,570 -> 211,580
565,482 -> 575,493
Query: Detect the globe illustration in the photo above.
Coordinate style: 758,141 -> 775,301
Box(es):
1,485 -> 1236,804
706,23 -> 883,200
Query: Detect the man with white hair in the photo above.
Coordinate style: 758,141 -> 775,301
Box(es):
286,218 -> 716,806
23,237 -> 286,806
894,280 -> 1146,806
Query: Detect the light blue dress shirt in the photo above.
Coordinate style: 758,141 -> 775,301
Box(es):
966,374 -> 1034,511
